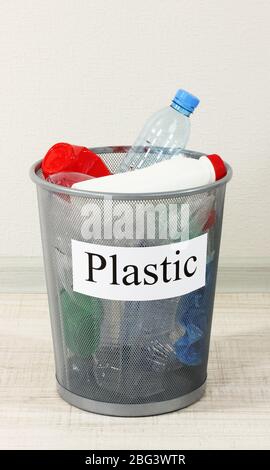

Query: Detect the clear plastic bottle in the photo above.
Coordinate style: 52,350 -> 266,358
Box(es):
93,300 -> 124,394
123,298 -> 185,397
118,89 -> 200,173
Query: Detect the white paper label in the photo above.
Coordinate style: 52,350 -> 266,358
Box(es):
72,234 -> 207,301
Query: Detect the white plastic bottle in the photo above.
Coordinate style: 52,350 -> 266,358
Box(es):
117,89 -> 199,173
72,154 -> 227,193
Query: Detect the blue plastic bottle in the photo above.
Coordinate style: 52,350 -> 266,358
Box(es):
174,260 -> 215,366
118,89 -> 200,173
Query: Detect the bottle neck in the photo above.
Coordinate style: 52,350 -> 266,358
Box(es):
170,102 -> 191,117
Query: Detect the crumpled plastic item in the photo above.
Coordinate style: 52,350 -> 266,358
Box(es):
42,142 -> 111,179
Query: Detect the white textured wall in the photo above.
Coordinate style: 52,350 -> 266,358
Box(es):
0,0 -> 269,261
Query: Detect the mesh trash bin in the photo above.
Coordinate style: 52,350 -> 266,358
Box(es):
30,146 -> 232,417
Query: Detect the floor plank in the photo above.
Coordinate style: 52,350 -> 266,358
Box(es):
0,292 -> 269,450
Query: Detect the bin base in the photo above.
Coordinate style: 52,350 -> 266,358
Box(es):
56,380 -> 206,417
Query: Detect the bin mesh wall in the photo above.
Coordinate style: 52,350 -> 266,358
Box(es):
37,151 -> 225,405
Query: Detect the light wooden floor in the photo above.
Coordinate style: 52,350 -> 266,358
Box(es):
0,291 -> 270,450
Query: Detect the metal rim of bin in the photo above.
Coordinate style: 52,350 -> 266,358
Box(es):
30,146 -> 232,199
31,146 -> 232,416
57,379 -> 206,417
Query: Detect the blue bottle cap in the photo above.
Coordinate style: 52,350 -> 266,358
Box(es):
171,89 -> 200,115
